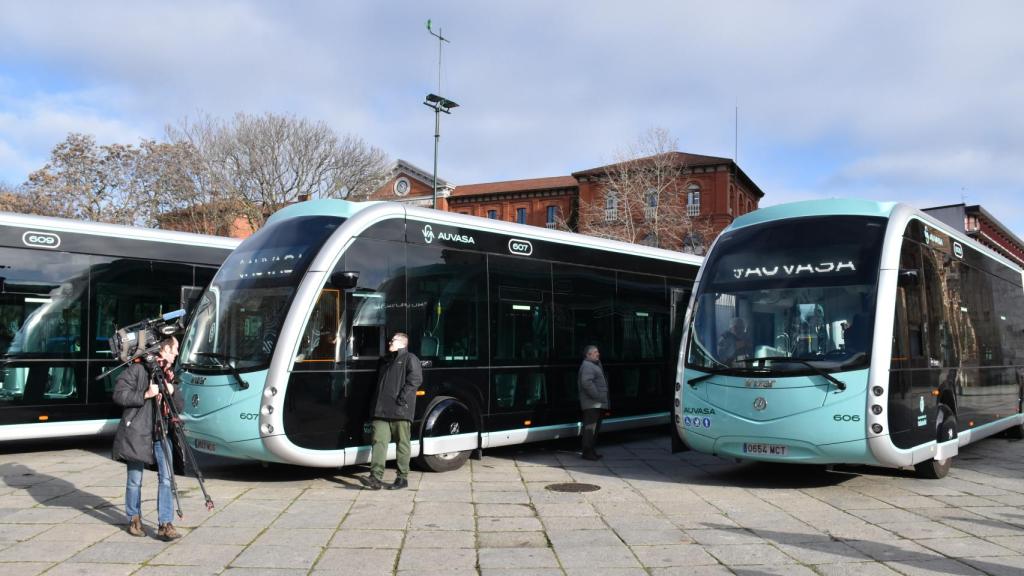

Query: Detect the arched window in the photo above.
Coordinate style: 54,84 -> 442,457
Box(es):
686,184 -> 701,217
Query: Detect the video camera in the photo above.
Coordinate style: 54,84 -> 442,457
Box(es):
109,309 -> 186,364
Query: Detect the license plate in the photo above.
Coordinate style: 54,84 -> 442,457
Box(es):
194,439 -> 216,452
742,443 -> 787,456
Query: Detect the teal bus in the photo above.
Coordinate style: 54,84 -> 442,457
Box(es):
675,199 -> 1024,478
177,199 -> 700,471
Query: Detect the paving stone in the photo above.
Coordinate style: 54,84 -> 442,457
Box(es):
252,527 -> 334,548
647,567 -> 734,576
731,566 -> 819,576
478,531 -> 548,548
314,547 -> 397,574
0,538 -> 88,562
775,540 -> 872,564
149,543 -> 245,566
555,544 -> 641,569
884,558 -> 986,575
846,537 -> 945,562
0,562 -> 53,576
813,564 -> 903,576
914,536 -> 1018,558
478,547 -> 559,568
130,567 -> 221,576
548,529 -> 621,548
403,529 -> 475,548
478,516 -> 544,532
877,520 -> 970,539
631,543 -> 718,567
686,528 -> 764,545
230,544 -> 323,569
397,547 -> 476,571
68,540 -> 168,563
480,570 -> 564,576
705,543 -> 795,566
476,503 -> 537,517
327,529 -> 405,548
42,562 -> 139,575
614,528 -> 689,546
178,525 -> 264,546
961,555 -> 1024,576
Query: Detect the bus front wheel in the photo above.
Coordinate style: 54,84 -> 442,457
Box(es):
914,406 -> 956,479
416,396 -> 477,473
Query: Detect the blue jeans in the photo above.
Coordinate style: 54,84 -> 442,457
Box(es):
125,440 -> 174,525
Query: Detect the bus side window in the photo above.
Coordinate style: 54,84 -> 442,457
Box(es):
295,288 -> 341,363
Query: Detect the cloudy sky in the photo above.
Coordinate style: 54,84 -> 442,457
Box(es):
2,1 -> 1023,232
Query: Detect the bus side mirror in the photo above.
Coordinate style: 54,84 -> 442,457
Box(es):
898,268 -> 920,287
331,271 -> 360,289
180,286 -> 204,317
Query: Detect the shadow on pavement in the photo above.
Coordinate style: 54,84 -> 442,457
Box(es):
705,522 -> 1017,576
0,461 -> 125,526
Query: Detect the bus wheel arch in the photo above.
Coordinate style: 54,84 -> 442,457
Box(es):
914,404 -> 956,479
1006,384 -> 1024,439
416,395 -> 479,473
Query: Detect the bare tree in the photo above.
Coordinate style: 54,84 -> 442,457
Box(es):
576,128 -> 714,254
166,112 -> 389,231
21,133 -> 149,225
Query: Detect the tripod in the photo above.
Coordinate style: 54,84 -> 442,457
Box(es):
145,356 -> 216,518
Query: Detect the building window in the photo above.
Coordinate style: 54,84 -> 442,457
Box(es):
687,184 -> 701,217
487,210 -> 497,219
546,205 -> 558,228
605,193 -> 618,222
644,189 -> 658,220
516,207 -> 527,224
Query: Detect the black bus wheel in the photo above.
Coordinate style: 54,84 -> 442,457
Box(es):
417,449 -> 471,473
914,406 -> 956,480
415,396 -> 477,473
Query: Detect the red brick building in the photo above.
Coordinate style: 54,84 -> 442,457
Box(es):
368,159 -> 454,209
923,203 -> 1024,266
433,152 -> 764,252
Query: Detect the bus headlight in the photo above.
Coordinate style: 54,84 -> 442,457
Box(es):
871,424 -> 883,434
263,405 -> 274,415
263,424 -> 274,434
871,405 -> 883,415
872,386 -> 884,397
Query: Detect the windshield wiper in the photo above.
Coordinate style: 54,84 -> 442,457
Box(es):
193,352 -> 250,390
738,356 -> 846,391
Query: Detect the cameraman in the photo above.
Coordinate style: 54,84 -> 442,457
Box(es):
112,337 -> 184,541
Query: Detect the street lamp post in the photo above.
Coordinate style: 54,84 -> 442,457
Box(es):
425,20 -> 457,210
423,93 -> 458,209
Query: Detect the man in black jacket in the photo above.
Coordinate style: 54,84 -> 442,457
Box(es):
112,337 -> 184,540
366,332 -> 423,490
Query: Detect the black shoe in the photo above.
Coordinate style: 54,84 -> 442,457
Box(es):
364,475 -> 383,490
582,452 -> 602,461
387,477 -> 408,490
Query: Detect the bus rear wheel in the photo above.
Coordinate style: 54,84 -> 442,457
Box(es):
415,396 -> 477,473
914,406 -> 956,479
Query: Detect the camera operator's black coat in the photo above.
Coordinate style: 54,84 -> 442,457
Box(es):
112,362 -> 183,465
371,349 -> 423,421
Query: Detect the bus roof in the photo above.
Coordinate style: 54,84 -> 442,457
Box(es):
264,199 -> 703,266
728,199 -> 899,231
0,211 -> 240,250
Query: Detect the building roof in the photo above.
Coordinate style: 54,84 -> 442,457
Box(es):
451,176 -> 578,197
571,152 -> 765,199
387,159 -> 451,189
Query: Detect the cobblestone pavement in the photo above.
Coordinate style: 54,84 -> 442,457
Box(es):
1,429 -> 1023,575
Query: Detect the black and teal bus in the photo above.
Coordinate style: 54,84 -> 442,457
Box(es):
0,212 -> 239,441
676,199 -> 1024,478
177,199 -> 701,471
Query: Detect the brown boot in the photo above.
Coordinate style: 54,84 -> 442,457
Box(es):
157,523 -> 181,541
127,515 -> 145,537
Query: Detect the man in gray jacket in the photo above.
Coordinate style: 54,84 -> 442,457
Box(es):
578,345 -> 609,460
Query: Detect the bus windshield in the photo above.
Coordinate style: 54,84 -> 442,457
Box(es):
687,216 -> 886,375
180,215 -> 343,373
